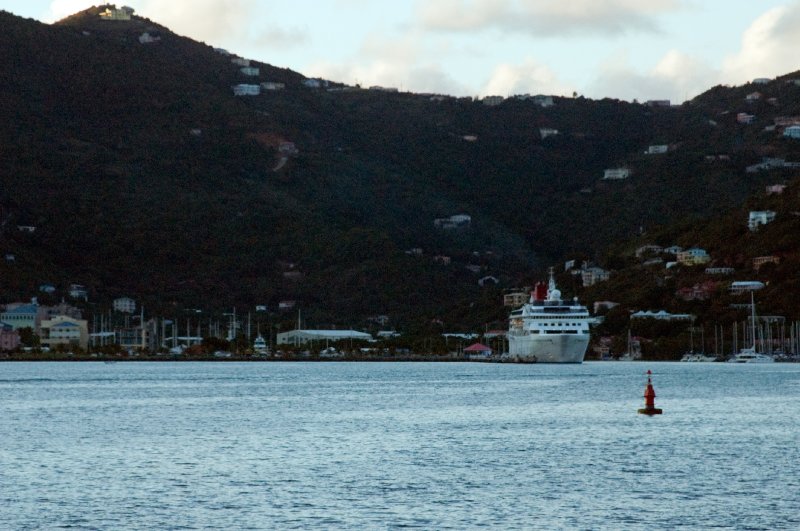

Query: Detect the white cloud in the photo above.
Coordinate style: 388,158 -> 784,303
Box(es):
482,59 -> 572,97
43,0 -> 95,21
416,0 -> 682,36
587,50 -> 716,103
721,2 -> 800,84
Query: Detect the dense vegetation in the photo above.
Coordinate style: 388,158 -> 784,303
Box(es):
1,6 -> 799,338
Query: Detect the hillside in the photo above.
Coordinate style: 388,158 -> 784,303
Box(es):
1,6 -> 799,333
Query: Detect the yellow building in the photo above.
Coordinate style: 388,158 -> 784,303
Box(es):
40,316 -> 89,351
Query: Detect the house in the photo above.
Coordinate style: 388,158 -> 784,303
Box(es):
774,116 -> 800,127
737,113 -> 756,124
17,225 -> 36,233
231,57 -> 250,67
504,292 -> 529,307
783,125 -> 800,139
753,256 -> 780,271
645,100 -> 671,107
747,158 -> 786,172
302,78 -> 328,89
261,82 -> 285,91
434,214 -> 471,229
277,329 -> 372,346
663,246 -> 684,255
213,47 -> 230,55
745,92 -> 762,101
69,283 -> 88,301
482,96 -> 504,106
646,145 -> 669,154
705,267 -> 735,275
255,305 -> 268,312
39,284 -> 56,294
99,6 -> 133,20
113,297 -> 136,313
478,276 -> 499,287
433,255 -> 451,265
405,248 -> 423,257
5,254 -> 14,262
462,135 -> 478,142
532,95 -> 554,107
138,32 -> 160,44
748,210 -> 776,231
730,281 -> 765,294
582,267 -> 610,287
603,168 -> 631,180
279,142 -> 298,156
39,316 -> 89,351
240,67 -> 260,77
766,184 -> 787,195
232,84 -> 260,96
0,322 -> 20,352
539,128 -> 559,139
676,281 -> 718,301
752,77 -> 772,84
676,248 -> 711,266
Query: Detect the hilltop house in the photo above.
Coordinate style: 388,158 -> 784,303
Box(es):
302,78 -> 328,89
138,32 -> 160,44
645,100 -> 671,107
646,145 -> 669,154
582,266 -> 610,287
748,210 -> 776,231
677,248 -> 711,266
602,168 -> 631,180
730,281 -> 765,294
99,6 -> 133,20
261,82 -> 285,91
784,125 -> 800,139
752,77 -> 772,84
532,95 -> 554,107
753,256 -> 780,271
232,84 -> 260,96
482,96 -> 504,106
231,57 -> 250,67
240,67 -> 260,77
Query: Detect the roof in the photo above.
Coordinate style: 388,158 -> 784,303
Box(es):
51,322 -> 79,328
464,343 -> 493,352
3,304 -> 38,314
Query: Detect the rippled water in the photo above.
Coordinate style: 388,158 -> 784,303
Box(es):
1,361 -> 799,529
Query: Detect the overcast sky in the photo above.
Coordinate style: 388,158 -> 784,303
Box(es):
5,0 -> 800,102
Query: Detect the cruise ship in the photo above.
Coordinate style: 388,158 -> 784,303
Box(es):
507,270 -> 593,363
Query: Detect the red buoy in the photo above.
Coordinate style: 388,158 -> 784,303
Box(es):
638,369 -> 663,415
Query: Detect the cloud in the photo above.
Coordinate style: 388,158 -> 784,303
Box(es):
721,2 -> 800,84
482,59 -> 572,97
136,0 -> 258,44
44,0 -> 95,21
587,50 -> 716,103
416,0 -> 682,37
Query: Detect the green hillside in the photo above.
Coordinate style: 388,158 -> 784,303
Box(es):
1,6 -> 799,334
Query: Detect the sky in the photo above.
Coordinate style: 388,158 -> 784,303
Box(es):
4,0 -> 800,103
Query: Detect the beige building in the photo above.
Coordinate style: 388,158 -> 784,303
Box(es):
40,316 -> 89,351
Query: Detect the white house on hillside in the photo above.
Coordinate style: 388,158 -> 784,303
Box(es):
784,125 -> 800,139
748,210 -> 776,231
603,168 -> 631,180
113,297 -> 136,314
232,84 -> 260,96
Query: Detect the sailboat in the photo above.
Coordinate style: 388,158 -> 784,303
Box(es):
681,325 -> 716,361
728,293 -> 774,363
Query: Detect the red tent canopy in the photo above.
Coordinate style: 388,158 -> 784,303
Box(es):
464,343 -> 492,352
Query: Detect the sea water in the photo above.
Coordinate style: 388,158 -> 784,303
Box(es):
1,361 -> 799,530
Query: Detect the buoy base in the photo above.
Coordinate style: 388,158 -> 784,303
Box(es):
638,407 -> 663,415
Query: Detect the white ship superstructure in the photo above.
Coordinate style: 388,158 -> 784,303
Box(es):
507,270 -> 592,363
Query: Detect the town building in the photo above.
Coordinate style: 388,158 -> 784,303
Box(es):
69,283 -> 88,301
277,329 -> 372,346
630,310 -> 694,321
676,248 -> 711,266
539,128 -> 559,139
0,322 -> 20,351
705,267 -> 735,275
737,113 -> 756,124
748,210 -> 776,231
113,297 -> 136,313
582,267 -> 610,287
676,281 -> 718,301
39,316 -> 89,351
532,95 -> 554,107
766,184 -> 787,195
231,57 -> 250,67
433,214 -> 471,229
0,303 -> 41,331
504,292 -> 529,307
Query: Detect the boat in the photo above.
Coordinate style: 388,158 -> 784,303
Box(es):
727,292 -> 774,363
253,333 -> 269,356
680,327 -> 716,361
507,268 -> 593,363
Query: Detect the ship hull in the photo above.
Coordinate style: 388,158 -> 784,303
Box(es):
507,333 -> 589,363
